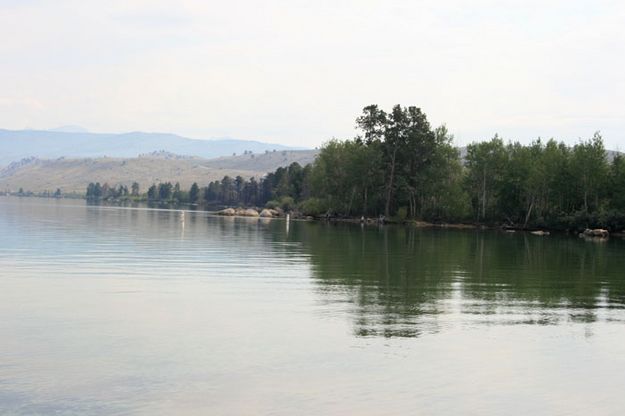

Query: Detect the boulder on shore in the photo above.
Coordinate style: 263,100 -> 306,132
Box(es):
260,209 -> 274,218
240,208 -> 259,217
217,208 -> 236,216
217,207 -> 259,217
583,228 -> 609,238
531,230 -> 550,236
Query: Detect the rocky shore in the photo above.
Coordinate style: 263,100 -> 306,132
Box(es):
212,207 -> 623,242
215,207 -> 305,219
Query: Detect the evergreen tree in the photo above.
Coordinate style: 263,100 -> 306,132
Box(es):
131,182 -> 140,196
147,184 -> 158,200
189,182 -> 200,204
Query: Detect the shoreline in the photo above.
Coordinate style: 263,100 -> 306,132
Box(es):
3,195 -> 621,238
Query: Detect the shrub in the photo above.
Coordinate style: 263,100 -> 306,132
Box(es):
279,196 -> 295,211
299,198 -> 326,216
396,206 -> 408,221
265,200 -> 280,209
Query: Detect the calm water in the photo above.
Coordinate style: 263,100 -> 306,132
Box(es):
2,197 -> 625,415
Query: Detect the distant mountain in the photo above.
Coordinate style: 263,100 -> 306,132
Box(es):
0,150 -> 318,193
0,129 -> 303,165
48,125 -> 90,133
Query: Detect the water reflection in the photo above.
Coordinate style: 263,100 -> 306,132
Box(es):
3,197 -> 625,340
285,223 -> 625,337
6,197 -> 625,415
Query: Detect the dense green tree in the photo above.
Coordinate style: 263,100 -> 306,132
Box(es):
235,176 -> 245,201
172,182 -> 183,201
147,184 -> 158,200
570,132 -> 607,212
609,154 -> 625,210
86,182 -> 102,199
416,126 -> 468,221
158,183 -> 173,201
189,182 -> 200,204
220,176 -> 236,204
242,177 -> 260,205
310,140 -> 365,215
101,183 -> 112,199
356,105 -> 403,216
352,104 -> 460,218
131,182 -> 140,197
204,181 -> 221,203
465,135 -> 508,221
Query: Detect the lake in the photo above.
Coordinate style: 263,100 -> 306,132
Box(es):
2,197 -> 625,415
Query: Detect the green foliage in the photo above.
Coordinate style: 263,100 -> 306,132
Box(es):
86,182 -> 128,200
460,132 -> 611,229
265,200 -> 280,209
189,182 -> 200,204
158,183 -> 173,200
299,198 -> 327,216
147,184 -> 157,200
86,182 -> 102,199
355,104 -> 438,217
309,139 -> 379,215
570,132 -> 608,212
608,154 -> 625,210
396,206 -> 408,221
306,107 -> 616,229
465,135 -> 508,221
263,197 -> 296,211
310,105 -> 467,220
131,182 -> 140,196
278,196 -> 295,211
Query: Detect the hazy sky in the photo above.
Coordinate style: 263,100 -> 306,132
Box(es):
1,0 -> 624,149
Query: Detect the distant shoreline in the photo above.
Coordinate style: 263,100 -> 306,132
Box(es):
5,195 -> 620,241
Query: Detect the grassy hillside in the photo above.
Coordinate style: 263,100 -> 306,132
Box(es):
204,149 -> 318,171
0,150 -> 318,194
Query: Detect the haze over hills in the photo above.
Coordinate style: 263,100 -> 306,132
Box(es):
48,125 -> 90,133
0,128 -> 304,166
0,150 -> 318,194
2,126 -> 621,196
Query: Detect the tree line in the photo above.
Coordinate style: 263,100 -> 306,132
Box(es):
86,104 -> 625,231
86,182 -> 140,200
85,163 -> 310,210
303,105 -> 625,230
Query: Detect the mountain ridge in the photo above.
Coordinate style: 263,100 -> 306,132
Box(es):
0,128 -> 305,165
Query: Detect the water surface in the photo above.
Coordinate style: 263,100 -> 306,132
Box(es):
2,197 -> 625,415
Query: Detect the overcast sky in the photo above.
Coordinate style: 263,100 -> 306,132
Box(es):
1,0 -> 624,149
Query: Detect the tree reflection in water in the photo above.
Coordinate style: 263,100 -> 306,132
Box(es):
285,223 -> 625,338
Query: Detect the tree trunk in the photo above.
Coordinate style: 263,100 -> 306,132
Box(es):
362,187 -> 368,216
384,146 -> 398,217
481,168 -> 487,220
347,187 -> 356,215
523,197 -> 534,228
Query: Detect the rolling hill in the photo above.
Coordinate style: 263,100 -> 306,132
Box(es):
0,150 -> 318,194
